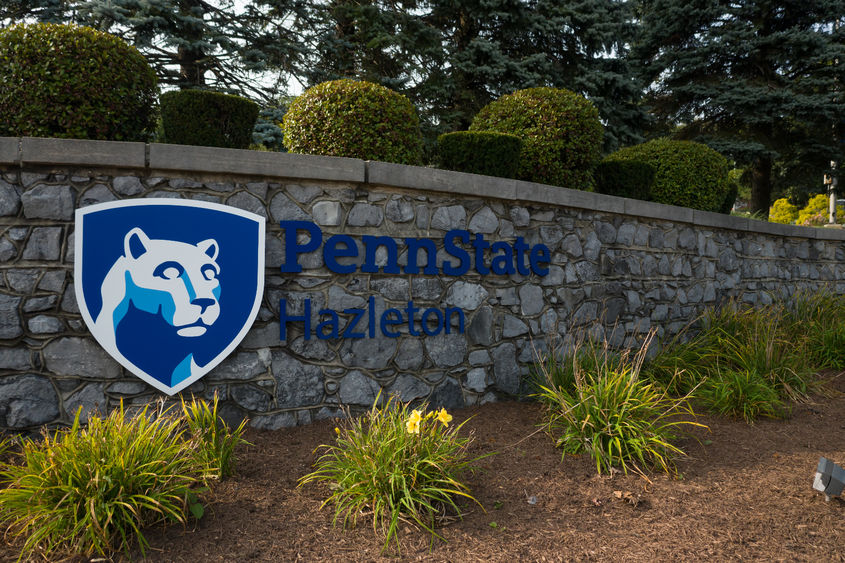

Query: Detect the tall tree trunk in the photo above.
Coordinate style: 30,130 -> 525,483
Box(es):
750,155 -> 773,218
177,45 -> 205,87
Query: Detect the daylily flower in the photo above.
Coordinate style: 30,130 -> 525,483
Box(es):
436,408 -> 453,427
406,409 -> 422,434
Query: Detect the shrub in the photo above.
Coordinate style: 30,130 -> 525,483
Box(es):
299,396 -> 484,553
181,394 -> 248,482
796,193 -> 844,226
0,23 -> 157,141
593,159 -> 655,200
283,79 -> 423,165
160,90 -> 260,149
436,131 -> 522,178
604,139 -> 731,212
0,404 -> 200,559
786,290 -> 845,370
534,332 -> 705,476
769,198 -> 799,224
470,87 -> 603,190
698,369 -> 787,423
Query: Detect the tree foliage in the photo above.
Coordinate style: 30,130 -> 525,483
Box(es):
635,1 -> 845,216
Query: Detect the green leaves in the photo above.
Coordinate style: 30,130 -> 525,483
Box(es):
0,23 -> 157,141
436,131 -> 522,178
160,89 -> 259,149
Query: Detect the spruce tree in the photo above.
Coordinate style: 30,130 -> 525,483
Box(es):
636,1 -> 845,216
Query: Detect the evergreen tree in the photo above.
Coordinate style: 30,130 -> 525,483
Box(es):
636,0 -> 845,216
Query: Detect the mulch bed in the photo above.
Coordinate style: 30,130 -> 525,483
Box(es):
3,373 -> 844,562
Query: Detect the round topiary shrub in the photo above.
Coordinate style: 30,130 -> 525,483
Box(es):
283,79 -> 423,165
160,90 -> 260,149
769,198 -> 799,224
604,139 -> 731,213
469,87 -> 603,190
437,131 -> 522,178
593,160 -> 655,201
0,23 -> 157,141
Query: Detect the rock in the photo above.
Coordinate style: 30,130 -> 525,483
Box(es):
27,315 -> 63,334
38,270 -> 66,292
510,207 -> 530,227
341,336 -> 398,370
21,184 -> 74,220
107,381 -> 147,395
503,315 -> 529,337
0,294 -> 22,339
286,184 -> 322,203
412,278 -> 442,300
271,351 -> 323,408
312,201 -> 341,226
540,225 -> 564,247
429,377 -> 464,410
230,384 -> 272,412
492,342 -> 520,394
446,281 -> 488,310
22,227 -> 62,260
395,339 -> 424,370
596,222 -> 617,244
519,284 -> 544,316
289,337 -> 335,361
431,205 -> 467,231
388,374 -> 429,401
113,176 -> 144,196
0,348 -> 30,370
465,368 -> 487,392
338,370 -> 380,406
468,306 -> 493,346
65,383 -> 107,423
0,180 -> 21,216
347,203 -> 384,227
43,337 -> 122,378
227,192 -> 266,217
616,223 -> 636,245
386,196 -> 414,223
269,192 -> 309,221
425,332 -> 467,367
371,278 -> 409,301
468,207 -> 498,233
251,412 -> 297,430
0,375 -> 59,427
0,238 -> 15,261
79,184 -> 116,207
209,351 -> 268,381
468,350 -> 490,365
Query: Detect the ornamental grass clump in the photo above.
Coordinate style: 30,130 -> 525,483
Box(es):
0,404 -> 200,560
299,396 -> 485,553
181,394 -> 248,482
534,332 -> 705,476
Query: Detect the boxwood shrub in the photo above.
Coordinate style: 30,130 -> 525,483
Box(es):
469,87 -> 603,190
604,139 -> 731,213
436,131 -> 522,178
0,23 -> 157,141
160,90 -> 260,149
283,79 -> 423,165
593,160 -> 655,201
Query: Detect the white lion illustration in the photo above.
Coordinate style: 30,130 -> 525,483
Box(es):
94,227 -> 221,384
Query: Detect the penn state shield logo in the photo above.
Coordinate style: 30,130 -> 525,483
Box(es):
75,199 -> 265,395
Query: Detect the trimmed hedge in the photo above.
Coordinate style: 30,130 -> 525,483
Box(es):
0,23 -> 157,141
283,79 -> 423,165
470,87 -> 603,190
436,131 -> 522,178
769,198 -> 799,224
604,139 -> 731,213
593,160 -> 655,200
160,90 -> 259,149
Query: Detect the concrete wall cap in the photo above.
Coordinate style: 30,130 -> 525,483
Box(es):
0,137 -> 19,165
20,137 -> 145,168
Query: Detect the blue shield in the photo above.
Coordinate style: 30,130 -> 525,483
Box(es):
75,200 -> 265,395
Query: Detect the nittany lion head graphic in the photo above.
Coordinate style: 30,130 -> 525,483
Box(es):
95,227 -> 222,340
76,199 -> 264,395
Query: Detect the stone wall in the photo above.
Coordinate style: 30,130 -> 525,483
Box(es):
1,137 -> 844,431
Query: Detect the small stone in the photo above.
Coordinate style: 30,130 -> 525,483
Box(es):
0,238 -> 15,261
251,412 -> 297,430
386,196 -> 414,223
43,337 -> 122,378
27,314 -> 63,334
286,184 -> 322,203
269,193 -> 309,221
107,381 -> 147,395
465,368 -> 487,392
339,370 -> 381,406
446,281 -> 488,310
540,226 -> 564,247
492,342 -> 520,394
510,207 -> 530,227
596,222 -> 617,244
395,339 -> 424,370
468,306 -> 493,346
209,351 -> 268,381
429,377 -> 464,410
113,176 -> 144,196
78,184 -> 116,207
340,336 -> 398,370
371,278 -> 409,301
38,270 -> 66,292
425,332 -> 467,368
503,315 -> 529,337
0,347 -> 30,370
347,203 -> 383,227
271,351 -> 323,408
468,207 -> 498,233
469,350 -> 490,365
388,374 -> 429,401
519,284 -> 544,316
431,205 -> 467,231
312,201 -> 341,226
0,180 -> 21,216
21,184 -> 74,220
227,192 -> 266,217
0,293 -> 22,339
65,383 -> 107,423
0,375 -> 59,427
412,278 -> 442,300
231,384 -> 272,412
22,227 -> 62,261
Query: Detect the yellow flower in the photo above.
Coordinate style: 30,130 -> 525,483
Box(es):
334,427 -> 340,435
436,408 -> 453,427
406,409 -> 422,434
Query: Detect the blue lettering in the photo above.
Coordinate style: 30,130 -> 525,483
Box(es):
473,233 -> 491,274
280,298 -> 310,340
530,244 -> 551,276
443,230 -> 470,276
342,307 -> 366,338
317,309 -> 339,339
421,308 -> 443,336
279,221 -> 321,273
404,237 -> 439,274
324,234 -> 358,274
380,308 -> 403,337
405,301 -> 420,336
361,236 -> 400,274
444,307 -> 465,334
490,241 -> 516,275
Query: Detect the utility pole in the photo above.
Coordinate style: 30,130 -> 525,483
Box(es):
830,17 -> 840,224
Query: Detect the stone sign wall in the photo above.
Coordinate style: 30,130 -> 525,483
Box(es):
1,137 -> 844,431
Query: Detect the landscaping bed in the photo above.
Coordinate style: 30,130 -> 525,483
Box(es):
79,372 -> 845,562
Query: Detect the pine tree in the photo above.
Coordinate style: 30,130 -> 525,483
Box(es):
636,0 -> 845,216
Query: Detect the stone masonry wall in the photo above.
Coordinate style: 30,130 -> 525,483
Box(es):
1,137 -> 844,432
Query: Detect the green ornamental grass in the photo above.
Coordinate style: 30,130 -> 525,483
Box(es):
534,332 -> 705,476
299,396 -> 486,553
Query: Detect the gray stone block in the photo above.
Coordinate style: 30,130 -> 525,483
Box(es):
231,384 -> 272,412
113,176 -> 144,196
0,137 -> 19,164
0,374 -> 59,427
21,137 -> 145,168
312,200 -> 341,226
431,205 -> 467,231
27,314 -> 63,334
209,351 -> 269,381
347,203 -> 384,227
519,284 -> 544,316
65,383 -> 107,423
446,281 -> 488,310
227,191 -> 266,217
269,192 -> 309,222
429,377 -> 464,410
385,196 -> 414,223
22,227 -> 63,261
272,350 -> 323,407
0,294 -> 22,339
502,314 -> 529,337
469,207 -> 499,233
491,342 -> 520,394
425,332 -> 467,368
0,347 -> 30,370
0,179 -> 21,217
338,370 -> 380,406
21,184 -> 74,220
340,336 -> 398,370
368,161 -> 518,200
43,337 -> 122,378
388,374 -> 429,401
395,338 -> 424,370
150,143 -> 365,182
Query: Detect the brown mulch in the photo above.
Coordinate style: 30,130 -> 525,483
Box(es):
3,373 -> 845,562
